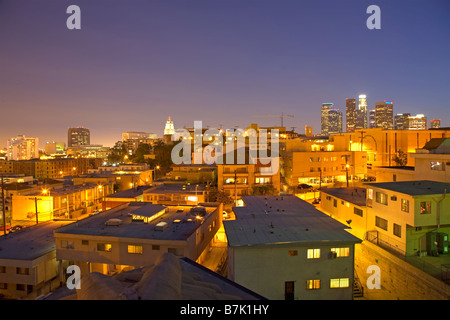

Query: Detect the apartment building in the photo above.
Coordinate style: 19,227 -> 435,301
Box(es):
12,182 -> 114,221
365,180 -> 450,256
143,183 -> 207,206
54,202 -> 223,277
224,195 -> 361,300
0,221 -> 71,299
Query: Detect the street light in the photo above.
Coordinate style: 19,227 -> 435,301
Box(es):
345,164 -> 350,188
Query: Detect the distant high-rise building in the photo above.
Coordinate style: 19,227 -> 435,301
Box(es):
44,141 -> 66,155
345,98 -> 356,132
369,109 -> 376,128
430,119 -> 441,129
7,135 -> 39,160
327,109 -> 343,134
394,113 -> 410,130
68,127 -> 90,147
355,94 -> 368,129
407,114 -> 427,130
321,103 -> 334,135
122,132 -> 157,141
305,125 -> 313,137
375,101 -> 394,129
164,116 -> 175,136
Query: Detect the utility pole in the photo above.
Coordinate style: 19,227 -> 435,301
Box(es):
34,197 -> 39,225
2,174 -> 6,235
234,169 -> 237,207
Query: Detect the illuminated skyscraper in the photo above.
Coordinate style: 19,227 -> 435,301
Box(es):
355,94 -> 368,129
345,98 -> 356,132
369,109 -> 376,128
68,127 -> 90,147
430,119 -> 441,129
375,101 -> 394,129
394,113 -> 410,130
321,103 -> 333,135
327,109 -> 343,134
7,135 -> 39,160
407,114 -> 427,130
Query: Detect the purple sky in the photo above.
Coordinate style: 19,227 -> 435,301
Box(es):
1,0 -> 449,148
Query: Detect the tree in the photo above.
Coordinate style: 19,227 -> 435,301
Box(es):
392,150 -> 408,166
107,141 -> 127,165
251,184 -> 279,196
131,143 -> 152,163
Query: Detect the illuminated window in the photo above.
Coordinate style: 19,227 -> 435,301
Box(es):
127,245 -> 143,254
430,161 -> 445,171
330,278 -> 349,288
401,199 -> 409,212
307,280 -> 320,290
420,201 -> 431,214
331,247 -> 350,257
307,249 -> 320,259
375,192 -> 388,205
97,243 -> 112,252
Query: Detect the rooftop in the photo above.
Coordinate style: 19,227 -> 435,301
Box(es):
319,187 -> 367,207
144,183 -> 207,195
19,183 -> 101,197
364,180 -> 450,196
0,221 -> 72,261
224,195 -> 361,248
105,186 -> 152,199
54,202 -> 217,241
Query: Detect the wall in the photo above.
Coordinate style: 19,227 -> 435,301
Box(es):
354,241 -> 449,300
229,244 -> 356,300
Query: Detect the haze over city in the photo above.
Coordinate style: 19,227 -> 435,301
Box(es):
0,0 -> 449,148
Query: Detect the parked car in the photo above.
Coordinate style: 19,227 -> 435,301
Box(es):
297,184 -> 313,190
9,225 -> 23,232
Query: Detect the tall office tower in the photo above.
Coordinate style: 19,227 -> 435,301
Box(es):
375,101 -> 394,129
164,116 -> 175,136
327,109 -> 343,134
345,98 -> 356,132
407,114 -> 427,130
305,125 -> 313,137
430,119 -> 441,129
68,127 -> 90,147
355,94 -> 368,129
394,113 -> 410,130
369,109 -> 376,128
321,103 -> 334,135
7,135 -> 39,160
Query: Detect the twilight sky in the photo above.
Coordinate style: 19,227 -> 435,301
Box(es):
0,0 -> 449,148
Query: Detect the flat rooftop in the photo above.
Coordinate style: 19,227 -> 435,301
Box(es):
364,180 -> 450,196
319,187 -> 367,207
54,202 -> 218,241
144,183 -> 206,194
18,183 -> 101,197
0,221 -> 72,261
224,195 -> 361,248
105,186 -> 152,199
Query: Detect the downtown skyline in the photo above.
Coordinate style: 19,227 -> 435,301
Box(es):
1,0 -> 449,148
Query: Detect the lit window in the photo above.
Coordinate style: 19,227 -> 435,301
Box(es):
97,243 -> 112,252
307,280 -> 320,290
375,192 -> 388,205
330,278 -> 349,288
401,199 -> 409,213
127,245 -> 143,254
420,201 -> 431,214
331,247 -> 350,257
430,161 -> 445,171
307,249 -> 320,259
